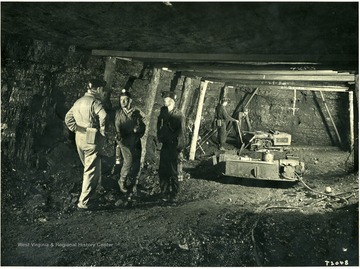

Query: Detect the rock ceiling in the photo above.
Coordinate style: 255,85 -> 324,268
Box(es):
1,2 -> 358,82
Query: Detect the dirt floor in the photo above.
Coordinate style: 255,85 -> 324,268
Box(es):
1,141 -> 359,266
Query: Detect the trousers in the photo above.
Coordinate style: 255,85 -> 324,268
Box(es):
159,143 -> 179,198
217,124 -> 227,147
75,131 -> 101,207
118,142 -> 141,185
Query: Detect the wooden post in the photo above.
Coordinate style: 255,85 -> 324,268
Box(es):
319,91 -> 342,145
180,77 -> 193,116
140,67 -> 161,168
103,57 -> 117,83
354,75 -> 359,172
189,80 -> 209,160
349,91 -> 354,150
103,57 -> 117,109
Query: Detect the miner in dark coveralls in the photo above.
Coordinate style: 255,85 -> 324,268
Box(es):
65,78 -> 107,210
157,91 -> 185,202
215,97 -> 239,150
115,89 -> 145,197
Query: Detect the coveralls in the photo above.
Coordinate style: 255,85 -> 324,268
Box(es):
115,107 -> 145,193
215,103 -> 237,149
65,92 -> 107,208
157,106 -> 185,200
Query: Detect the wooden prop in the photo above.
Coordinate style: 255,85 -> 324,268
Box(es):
140,68 -> 161,168
319,91 -> 342,145
189,80 -> 211,160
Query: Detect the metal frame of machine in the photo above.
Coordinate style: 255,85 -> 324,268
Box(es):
242,130 -> 292,151
214,153 -> 305,182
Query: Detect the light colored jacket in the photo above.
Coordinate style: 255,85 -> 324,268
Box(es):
65,92 -> 107,136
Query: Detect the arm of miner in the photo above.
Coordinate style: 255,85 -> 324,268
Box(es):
178,113 -> 186,151
221,105 -> 238,122
114,110 -> 121,142
93,100 -> 107,136
172,112 -> 186,152
134,110 -> 146,138
64,106 -> 77,132
157,107 -> 167,143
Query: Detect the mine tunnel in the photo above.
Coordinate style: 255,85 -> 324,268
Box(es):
1,2 -> 359,267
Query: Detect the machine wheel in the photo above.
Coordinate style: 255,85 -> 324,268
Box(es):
264,140 -> 273,148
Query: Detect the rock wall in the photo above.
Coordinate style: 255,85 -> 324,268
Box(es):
197,84 -> 350,148
1,35 -> 199,171
1,35 -> 106,169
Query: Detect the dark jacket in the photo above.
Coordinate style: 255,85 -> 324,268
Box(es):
115,107 -> 145,147
215,103 -> 236,122
157,106 -> 185,151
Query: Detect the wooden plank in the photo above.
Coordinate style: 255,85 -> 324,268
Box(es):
349,91 -> 354,150
140,67 -> 161,168
354,75 -> 359,172
103,56 -> 117,109
179,77 -> 193,116
92,50 -> 357,63
181,69 -> 343,75
230,84 -> 349,92
220,79 -> 350,87
189,80 -> 209,160
165,64 -> 342,73
319,91 -> 342,145
199,74 -> 355,82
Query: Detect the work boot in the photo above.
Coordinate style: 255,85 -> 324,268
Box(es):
169,193 -> 178,203
118,178 -> 127,193
161,193 -> 170,202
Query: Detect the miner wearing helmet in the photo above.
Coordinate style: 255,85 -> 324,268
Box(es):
215,96 -> 239,150
65,78 -> 107,210
157,91 -> 185,202
115,89 -> 145,198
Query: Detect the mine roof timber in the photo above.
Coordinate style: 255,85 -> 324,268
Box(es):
174,70 -> 348,75
181,72 -> 355,82
162,64 -> 353,73
92,50 -> 357,64
228,84 -> 349,92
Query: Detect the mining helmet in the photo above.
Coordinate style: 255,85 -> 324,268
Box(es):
161,91 -> 177,101
120,89 -> 132,99
88,79 -> 107,90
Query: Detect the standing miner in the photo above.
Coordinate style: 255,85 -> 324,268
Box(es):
157,91 -> 185,202
215,97 -> 239,150
65,78 -> 107,210
115,89 -> 145,198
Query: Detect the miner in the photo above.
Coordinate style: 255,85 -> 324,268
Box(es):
114,89 -> 145,198
215,97 -> 239,150
157,91 -> 185,202
65,78 -> 107,210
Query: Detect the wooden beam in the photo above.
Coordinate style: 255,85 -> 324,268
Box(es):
194,73 -> 355,82
92,50 -> 357,63
140,67 -> 161,168
354,75 -> 359,172
319,91 -> 342,146
179,77 -> 193,116
219,79 -> 350,87
230,84 -> 349,92
349,91 -> 354,150
180,69 -> 344,75
103,56 -> 117,83
103,56 -> 117,110
167,64 -> 352,74
189,80 -> 209,160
